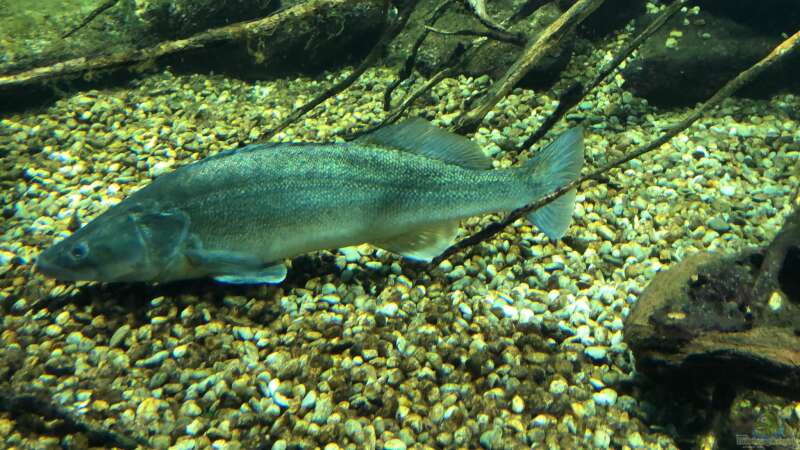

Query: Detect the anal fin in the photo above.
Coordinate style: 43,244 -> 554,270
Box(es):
371,220 -> 459,262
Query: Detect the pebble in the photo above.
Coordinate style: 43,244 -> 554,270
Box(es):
136,350 -> 170,368
135,398 -> 162,423
185,418 -> 205,436
511,395 -> 524,413
584,345 -> 608,361
383,438 -> 407,450
593,427 -> 611,448
301,390 -> 317,410
340,247 -> 361,263
549,379 -> 568,395
377,302 -> 399,317
627,431 -> 645,448
311,395 -> 333,424
479,427 -> 503,450
769,291 -> 783,312
707,216 -> 731,232
593,388 -> 619,406
109,325 -> 130,347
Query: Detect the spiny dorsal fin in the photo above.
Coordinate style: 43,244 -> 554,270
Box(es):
357,118 -> 492,170
371,220 -> 459,262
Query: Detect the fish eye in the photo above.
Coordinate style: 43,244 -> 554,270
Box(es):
69,242 -> 89,260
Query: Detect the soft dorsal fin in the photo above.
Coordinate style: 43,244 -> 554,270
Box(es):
371,220 -> 459,262
357,118 -> 492,170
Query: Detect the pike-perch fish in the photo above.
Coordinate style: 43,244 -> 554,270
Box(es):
36,119 -> 584,284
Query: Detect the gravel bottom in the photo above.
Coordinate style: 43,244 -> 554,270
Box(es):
1,51 -> 799,450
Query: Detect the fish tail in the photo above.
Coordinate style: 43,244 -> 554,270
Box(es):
520,127 -> 584,240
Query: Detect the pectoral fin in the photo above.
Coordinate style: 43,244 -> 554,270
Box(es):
185,246 -> 287,284
213,264 -> 287,284
372,221 -> 459,262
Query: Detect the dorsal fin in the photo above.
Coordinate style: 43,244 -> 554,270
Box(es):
357,118 -> 492,170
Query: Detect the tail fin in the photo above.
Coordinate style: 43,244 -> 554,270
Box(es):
522,127 -> 584,240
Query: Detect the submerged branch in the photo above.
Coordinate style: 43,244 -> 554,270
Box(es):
384,0 -> 456,111
0,0 -> 380,90
521,0 -> 687,150
259,0 -> 417,141
425,25 -> 525,45
62,0 -> 120,39
0,390 -> 146,449
434,28 -> 800,263
453,0 -> 606,134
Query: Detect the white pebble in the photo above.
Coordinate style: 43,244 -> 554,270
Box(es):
383,438 -> 407,450
511,395 -> 524,413
377,303 -> 399,317
584,346 -> 608,361
549,379 -> 568,395
593,388 -> 618,406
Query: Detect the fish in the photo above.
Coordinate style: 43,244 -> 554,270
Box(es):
36,118 -> 583,285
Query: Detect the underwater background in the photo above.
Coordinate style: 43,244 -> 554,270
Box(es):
1,0 -> 799,449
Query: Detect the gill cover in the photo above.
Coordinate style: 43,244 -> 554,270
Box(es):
109,209 -> 191,281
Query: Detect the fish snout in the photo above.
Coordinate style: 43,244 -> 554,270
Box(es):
35,250 -> 60,278
35,248 -> 80,281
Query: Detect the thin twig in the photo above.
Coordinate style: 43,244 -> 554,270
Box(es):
425,25 -> 525,45
521,0 -> 687,150
384,0 -> 455,111
0,390 -> 147,449
62,0 -> 120,38
453,0 -> 606,134
351,66 -> 456,140
434,29 -> 800,263
260,0 -> 418,141
465,0 -> 511,34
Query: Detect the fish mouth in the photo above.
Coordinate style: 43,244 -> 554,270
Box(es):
35,254 -> 81,281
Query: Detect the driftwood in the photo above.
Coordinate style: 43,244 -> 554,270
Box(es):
434,28 -> 800,263
624,206 -> 800,397
453,0 -> 606,134
0,0 -> 384,90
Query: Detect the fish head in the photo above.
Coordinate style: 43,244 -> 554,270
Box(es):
36,211 -> 157,282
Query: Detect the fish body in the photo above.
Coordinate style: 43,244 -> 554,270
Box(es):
36,119 -> 583,284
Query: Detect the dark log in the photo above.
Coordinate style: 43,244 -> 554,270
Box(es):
625,206 -> 800,397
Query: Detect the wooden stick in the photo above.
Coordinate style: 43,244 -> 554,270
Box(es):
384,0 -> 455,111
434,29 -> 800,263
258,0 -> 408,141
62,0 -> 120,38
424,24 -> 525,45
0,0 -> 381,90
0,391 -> 146,449
453,0 -> 606,134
